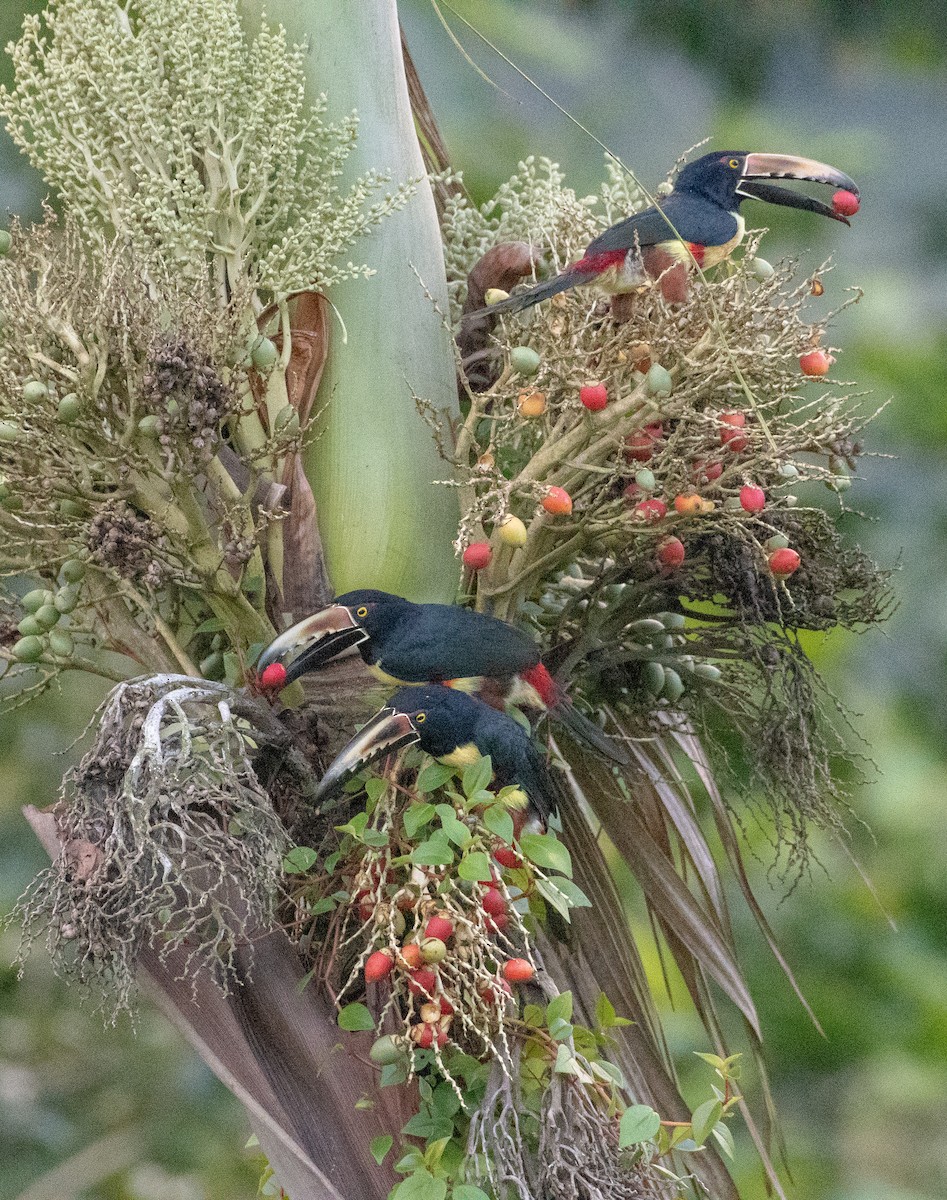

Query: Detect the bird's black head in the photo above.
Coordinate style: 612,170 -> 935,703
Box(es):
675,151 -> 859,222
334,590 -> 417,643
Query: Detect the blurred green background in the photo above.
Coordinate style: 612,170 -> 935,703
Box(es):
2,1 -> 945,1197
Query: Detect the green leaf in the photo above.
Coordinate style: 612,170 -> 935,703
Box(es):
336,811 -> 368,839
362,827 -> 390,847
457,851 -> 493,882
595,992 -> 617,1029
482,803 -> 514,844
282,846 -> 317,873
365,777 -> 387,803
410,831 -> 455,866
462,756 -> 492,800
404,802 -> 437,839
431,1081 -> 462,1121
310,896 -> 336,915
370,1134 -> 393,1166
546,991 -> 573,1024
712,1122 -> 736,1160
553,1044 -> 578,1075
690,1098 -> 724,1146
194,616 -> 226,634
453,1187 -> 491,1200
519,832 -> 572,877
548,1017 -> 573,1042
535,877 -> 577,920
381,1060 -> 409,1088
436,804 -> 471,847
423,1136 -> 452,1168
522,1003 -> 545,1029
416,762 -> 455,793
391,1167 -> 447,1200
618,1105 -> 661,1147
394,1150 -> 424,1175
337,1002 -> 374,1032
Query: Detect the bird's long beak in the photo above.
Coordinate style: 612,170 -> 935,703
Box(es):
257,606 -> 368,685
314,708 -> 419,801
738,154 -> 858,224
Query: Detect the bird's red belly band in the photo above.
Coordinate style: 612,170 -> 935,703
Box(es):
687,242 -> 706,266
572,249 -> 628,275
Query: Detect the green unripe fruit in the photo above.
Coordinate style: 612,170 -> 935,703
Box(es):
2,494 -> 22,511
0,230 -> 11,255
137,415 -> 160,437
642,660 -> 665,696
61,559 -> 87,583
369,1035 -> 406,1066
273,406 -> 300,435
765,533 -> 790,551
420,937 -> 448,964
59,499 -> 85,518
34,604 -> 62,630
694,663 -> 722,682
251,337 -> 278,370
17,615 -> 43,636
630,618 -> 667,637
0,477 -> 8,501
661,667 -> 685,703
658,611 -> 686,630
13,635 -> 44,662
56,394 -> 82,423
645,364 -> 673,396
778,462 -> 800,479
0,420 -> 20,442
634,468 -> 656,492
200,651 -> 225,680
22,380 -> 48,403
510,346 -> 541,377
22,588 -> 52,613
48,629 -> 75,657
54,585 -> 80,614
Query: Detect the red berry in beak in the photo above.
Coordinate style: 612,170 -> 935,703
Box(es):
259,662 -> 287,690
832,189 -> 859,217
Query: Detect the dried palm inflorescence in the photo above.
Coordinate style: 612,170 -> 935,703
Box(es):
442,155 -> 891,862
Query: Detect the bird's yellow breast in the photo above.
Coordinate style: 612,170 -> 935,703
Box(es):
438,743 -> 482,769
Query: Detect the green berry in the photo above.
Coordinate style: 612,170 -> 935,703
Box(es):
22,588 -> 52,613
645,364 -> 673,396
17,615 -> 43,637
510,346 -> 541,377
137,415 -> 160,437
48,629 -> 75,657
13,635 -> 44,663
273,406 -> 300,435
61,559 -> 87,583
0,230 -> 11,255
694,663 -> 722,682
251,337 -> 278,370
54,585 -> 80,614
765,533 -> 790,551
57,394 -> 82,423
749,257 -> 774,281
0,420 -> 20,442
778,463 -> 800,479
658,611 -> 686,630
59,499 -> 85,518
634,468 -> 656,492
661,667 -> 685,703
22,380 -> 48,403
642,660 -> 665,696
34,604 -> 61,630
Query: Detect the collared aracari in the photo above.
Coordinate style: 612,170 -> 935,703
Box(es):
314,684 -> 567,827
467,150 -> 858,315
257,589 -> 628,765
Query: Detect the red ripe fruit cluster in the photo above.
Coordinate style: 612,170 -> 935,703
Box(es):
739,485 -> 766,513
692,459 -> 723,484
259,662 -> 287,691
657,537 -> 685,568
768,547 -> 801,578
832,189 -> 860,217
502,958 -> 535,984
493,845 -> 522,869
408,967 -> 438,996
425,914 -> 454,942
799,349 -> 833,377
463,542 -> 492,570
580,383 -> 608,411
623,423 -> 664,463
719,411 -> 748,453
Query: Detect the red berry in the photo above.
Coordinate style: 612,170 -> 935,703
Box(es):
493,845 -> 522,869
720,411 -> 746,428
408,967 -> 438,996
436,1029 -> 449,1048
364,949 -> 394,982
739,485 -> 766,513
425,915 -> 454,943
411,1023 -> 435,1048
399,943 -> 423,969
657,537 -> 685,568
580,383 -> 608,411
481,888 -> 506,917
633,498 -> 667,522
541,486 -> 573,515
486,912 -> 509,935
692,459 -> 723,483
463,542 -> 492,570
480,978 -> 513,1005
768,547 -> 801,578
800,349 -> 833,377
439,995 -> 455,1015
832,189 -> 860,217
623,432 -> 655,462
359,902 -> 374,923
502,958 -> 535,984
259,662 -> 287,690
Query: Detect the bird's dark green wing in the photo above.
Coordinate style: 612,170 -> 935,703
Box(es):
586,194 -> 739,254
378,604 -> 539,682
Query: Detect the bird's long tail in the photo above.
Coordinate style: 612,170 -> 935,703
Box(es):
549,697 -> 630,766
463,268 -> 589,321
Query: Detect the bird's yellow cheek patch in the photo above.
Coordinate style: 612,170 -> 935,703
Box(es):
368,663 -> 412,687
438,743 -> 482,769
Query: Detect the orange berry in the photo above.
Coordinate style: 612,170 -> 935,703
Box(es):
673,493 -> 702,515
502,958 -> 535,984
799,349 -> 833,376
518,390 -> 547,417
398,943 -> 423,970
542,486 -> 573,515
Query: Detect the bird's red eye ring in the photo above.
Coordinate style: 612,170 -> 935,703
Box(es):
356,606 -> 368,617
416,712 -> 427,723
